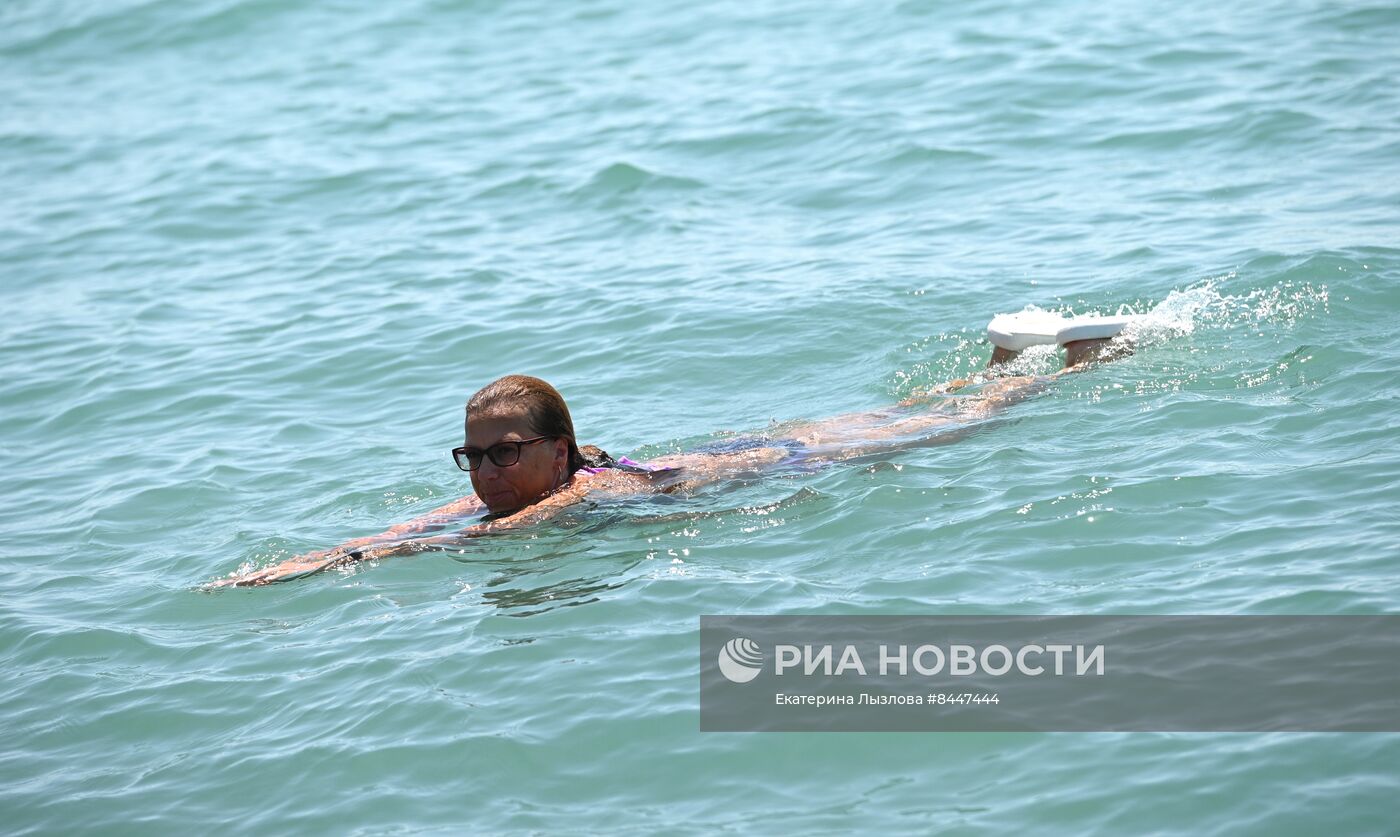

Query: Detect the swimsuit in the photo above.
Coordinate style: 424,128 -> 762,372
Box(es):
576,437 -> 814,479
578,455 -> 676,476
691,435 -> 809,463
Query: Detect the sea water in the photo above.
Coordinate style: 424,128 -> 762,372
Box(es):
2,0 -> 1398,832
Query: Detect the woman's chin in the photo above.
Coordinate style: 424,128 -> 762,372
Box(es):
482,492 -> 520,514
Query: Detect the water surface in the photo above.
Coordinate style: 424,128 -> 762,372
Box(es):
2,0 -> 1398,832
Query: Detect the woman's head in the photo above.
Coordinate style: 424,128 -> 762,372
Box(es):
460,375 -> 581,514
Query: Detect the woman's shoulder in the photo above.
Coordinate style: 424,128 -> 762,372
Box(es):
574,457 -> 684,489
571,467 -> 657,494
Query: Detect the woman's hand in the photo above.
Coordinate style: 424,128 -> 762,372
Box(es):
206,532 -> 481,588
206,549 -> 360,588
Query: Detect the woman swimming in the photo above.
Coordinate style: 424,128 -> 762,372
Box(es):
212,333 -> 1123,587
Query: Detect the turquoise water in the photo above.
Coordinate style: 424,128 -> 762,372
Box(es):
3,0 -> 1399,831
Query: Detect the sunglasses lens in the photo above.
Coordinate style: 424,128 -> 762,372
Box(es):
487,443 -> 521,468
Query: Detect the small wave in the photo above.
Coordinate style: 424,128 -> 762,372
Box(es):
883,145 -> 994,167
1313,4 -> 1400,32
1090,107 -> 1326,153
0,0 -> 298,58
573,162 -> 706,197
1140,47 -> 1243,69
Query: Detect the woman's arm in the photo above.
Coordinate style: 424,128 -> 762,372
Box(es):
207,493 -> 485,588
209,526 -> 491,588
287,493 -> 486,563
208,473 -> 648,587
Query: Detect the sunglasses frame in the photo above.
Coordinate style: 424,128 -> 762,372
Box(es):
452,435 -> 554,472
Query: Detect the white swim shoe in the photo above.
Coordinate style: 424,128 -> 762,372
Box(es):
986,310 -> 1070,351
1055,314 -> 1140,345
987,310 -> 1141,350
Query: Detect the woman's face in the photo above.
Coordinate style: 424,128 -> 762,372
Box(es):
465,410 -> 570,514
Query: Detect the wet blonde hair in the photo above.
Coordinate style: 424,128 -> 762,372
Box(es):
466,375 -> 613,472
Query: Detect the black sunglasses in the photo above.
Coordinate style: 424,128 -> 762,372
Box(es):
452,436 -> 554,472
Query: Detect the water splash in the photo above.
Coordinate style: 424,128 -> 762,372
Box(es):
1119,277 -> 1331,348
892,277 -> 1331,398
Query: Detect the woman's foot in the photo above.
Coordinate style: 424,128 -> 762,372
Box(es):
1063,337 -> 1134,368
986,335 -> 1133,370
988,345 -> 1020,367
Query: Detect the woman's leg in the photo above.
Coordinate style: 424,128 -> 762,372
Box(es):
657,338 -> 1134,477
791,336 -> 1132,457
